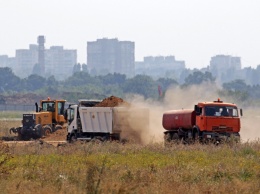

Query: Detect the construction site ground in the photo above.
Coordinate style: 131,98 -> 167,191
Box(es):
0,96 -> 133,144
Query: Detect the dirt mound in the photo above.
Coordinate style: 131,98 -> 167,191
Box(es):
42,127 -> 67,141
94,96 -> 130,107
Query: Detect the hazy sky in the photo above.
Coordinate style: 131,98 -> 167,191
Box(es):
0,0 -> 259,69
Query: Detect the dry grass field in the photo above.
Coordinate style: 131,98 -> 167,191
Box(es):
1,108 -> 260,194
1,139 -> 260,194
0,119 -> 21,138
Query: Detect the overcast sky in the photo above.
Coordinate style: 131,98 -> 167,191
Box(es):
0,0 -> 259,69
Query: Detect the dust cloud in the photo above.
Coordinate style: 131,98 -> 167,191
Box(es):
125,83 -> 222,144
125,83 -> 260,144
240,109 -> 260,142
124,95 -> 165,144
164,83 -> 220,109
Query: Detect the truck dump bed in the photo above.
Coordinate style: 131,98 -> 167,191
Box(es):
79,107 -> 113,133
79,106 -> 149,139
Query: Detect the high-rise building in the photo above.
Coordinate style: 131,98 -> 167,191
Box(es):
45,46 -> 77,80
87,38 -> 135,77
37,35 -> 45,76
209,55 -> 241,71
15,44 -> 38,78
0,55 -> 9,67
135,55 -> 185,79
13,36 -> 77,80
209,55 -> 242,84
0,55 -> 16,68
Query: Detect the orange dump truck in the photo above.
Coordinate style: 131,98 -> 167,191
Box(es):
162,99 -> 242,144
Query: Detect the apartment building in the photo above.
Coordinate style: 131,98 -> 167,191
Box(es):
2,36 -> 77,80
209,55 -> 242,83
135,55 -> 186,79
45,46 -> 77,80
87,38 -> 135,77
15,44 -> 38,78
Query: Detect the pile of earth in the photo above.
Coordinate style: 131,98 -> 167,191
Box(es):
42,126 -> 68,141
94,96 -> 130,107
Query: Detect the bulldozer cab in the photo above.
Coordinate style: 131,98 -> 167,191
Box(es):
40,99 -> 66,125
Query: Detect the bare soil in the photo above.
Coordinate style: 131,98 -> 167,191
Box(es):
94,96 -> 130,107
42,126 -> 68,141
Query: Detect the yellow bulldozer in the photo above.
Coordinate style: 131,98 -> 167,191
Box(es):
10,98 -> 67,140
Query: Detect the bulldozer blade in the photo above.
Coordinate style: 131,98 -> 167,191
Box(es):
9,127 -> 18,134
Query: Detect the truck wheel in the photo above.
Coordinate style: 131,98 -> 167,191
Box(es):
17,133 -> 22,140
164,133 -> 172,147
172,133 -> 180,144
91,137 -> 104,143
227,134 -> 240,145
18,133 -> 29,141
111,133 -> 120,141
54,125 -> 63,132
164,133 -> 171,141
193,130 -> 199,143
43,126 -> 52,137
68,133 -> 77,143
34,124 -> 42,138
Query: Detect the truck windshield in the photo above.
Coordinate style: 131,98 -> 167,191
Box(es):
58,102 -> 65,115
42,102 -> 55,112
205,106 -> 238,117
67,108 -> 75,124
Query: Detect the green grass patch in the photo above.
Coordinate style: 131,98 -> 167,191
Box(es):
1,142 -> 260,193
0,111 -> 26,119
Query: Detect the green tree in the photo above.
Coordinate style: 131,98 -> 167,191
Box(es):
123,75 -> 158,98
47,75 -> 58,87
32,63 -> 41,75
45,75 -> 59,95
0,67 -> 22,92
65,72 -> 101,86
156,78 -> 178,90
25,74 -> 46,91
220,79 -> 249,101
82,64 -> 88,72
184,71 -> 215,86
73,63 -> 81,73
222,79 -> 248,92
99,73 -> 126,85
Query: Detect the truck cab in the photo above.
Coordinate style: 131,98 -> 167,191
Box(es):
39,99 -> 66,125
66,104 -> 78,135
194,99 -> 242,141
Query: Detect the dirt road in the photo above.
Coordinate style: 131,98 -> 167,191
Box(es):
2,140 -> 67,147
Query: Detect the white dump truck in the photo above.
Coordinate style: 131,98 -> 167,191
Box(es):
66,100 -> 149,142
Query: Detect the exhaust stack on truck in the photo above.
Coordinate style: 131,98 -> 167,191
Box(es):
162,99 -> 242,144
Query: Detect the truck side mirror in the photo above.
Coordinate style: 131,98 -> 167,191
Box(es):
194,105 -> 202,115
240,109 -> 243,117
64,109 -> 68,120
35,102 -> 38,112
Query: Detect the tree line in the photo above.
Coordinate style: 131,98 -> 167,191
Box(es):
0,67 -> 259,104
